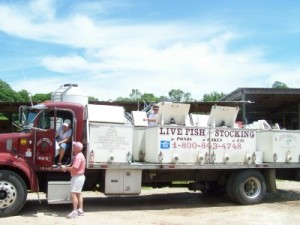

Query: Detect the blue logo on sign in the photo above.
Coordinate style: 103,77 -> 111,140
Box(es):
160,140 -> 170,149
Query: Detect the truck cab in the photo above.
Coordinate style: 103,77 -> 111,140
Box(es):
0,100 -> 85,217
17,101 -> 85,169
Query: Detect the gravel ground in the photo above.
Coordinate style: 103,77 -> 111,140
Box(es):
1,180 -> 300,225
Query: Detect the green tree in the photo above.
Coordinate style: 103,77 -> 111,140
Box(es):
183,92 -> 193,102
18,89 -> 30,102
202,91 -> 226,102
88,96 -> 99,101
157,95 -> 170,102
141,93 -> 158,103
0,79 -> 23,102
168,89 -> 193,102
272,81 -> 288,89
32,93 -> 51,102
129,89 -> 142,101
115,97 -> 132,102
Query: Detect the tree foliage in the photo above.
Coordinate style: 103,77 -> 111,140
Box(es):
168,89 -> 193,102
2,78 -> 292,105
0,79 -> 53,103
115,97 -> 132,102
141,93 -> 158,103
0,79 -> 224,104
17,89 -> 30,102
129,89 -> 142,101
202,91 -> 226,102
116,90 -> 161,103
0,79 -> 23,102
272,81 -> 288,89
88,96 -> 99,101
32,93 -> 51,102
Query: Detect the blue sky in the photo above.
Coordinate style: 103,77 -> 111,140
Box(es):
1,0 -> 300,101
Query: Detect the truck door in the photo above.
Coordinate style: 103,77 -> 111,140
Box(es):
34,109 -> 57,169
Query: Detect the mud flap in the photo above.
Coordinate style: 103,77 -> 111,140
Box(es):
263,168 -> 277,194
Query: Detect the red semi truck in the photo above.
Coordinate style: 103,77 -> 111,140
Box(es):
1,84 -> 300,217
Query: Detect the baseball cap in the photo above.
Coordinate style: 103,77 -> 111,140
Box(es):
153,104 -> 159,109
63,119 -> 71,127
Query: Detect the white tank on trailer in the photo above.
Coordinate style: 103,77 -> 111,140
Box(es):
257,130 -> 300,163
51,83 -> 88,105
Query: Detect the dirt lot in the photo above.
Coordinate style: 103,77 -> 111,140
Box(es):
1,180 -> 300,225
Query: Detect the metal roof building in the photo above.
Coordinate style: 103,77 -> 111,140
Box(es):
219,88 -> 300,129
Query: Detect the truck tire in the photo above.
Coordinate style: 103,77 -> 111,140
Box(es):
0,170 -> 27,217
231,170 -> 266,205
226,171 -> 239,202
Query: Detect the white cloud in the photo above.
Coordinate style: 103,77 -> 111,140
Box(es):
2,1 -> 300,101
29,0 -> 57,21
41,55 -> 94,73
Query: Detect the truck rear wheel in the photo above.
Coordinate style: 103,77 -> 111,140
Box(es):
231,170 -> 266,205
226,171 -> 239,202
0,170 -> 27,217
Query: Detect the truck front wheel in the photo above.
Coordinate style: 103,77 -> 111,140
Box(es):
0,170 -> 27,217
231,170 -> 266,205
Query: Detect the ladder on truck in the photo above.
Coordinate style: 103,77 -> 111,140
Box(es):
51,84 -> 78,102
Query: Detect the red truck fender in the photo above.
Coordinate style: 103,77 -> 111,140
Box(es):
0,152 -> 39,192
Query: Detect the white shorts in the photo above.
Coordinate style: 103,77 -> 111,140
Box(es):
70,175 -> 85,193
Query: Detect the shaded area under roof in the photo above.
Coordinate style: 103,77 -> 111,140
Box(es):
220,88 -> 300,129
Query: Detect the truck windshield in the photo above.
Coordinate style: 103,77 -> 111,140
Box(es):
19,104 -> 47,130
24,111 -> 37,129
